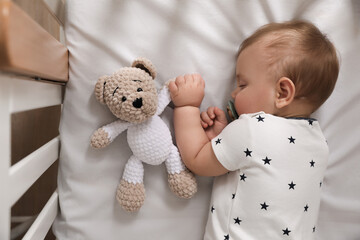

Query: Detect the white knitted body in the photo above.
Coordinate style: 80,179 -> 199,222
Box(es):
101,86 -> 185,184
128,116 -> 171,165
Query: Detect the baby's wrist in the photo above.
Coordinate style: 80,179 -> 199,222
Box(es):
174,105 -> 201,114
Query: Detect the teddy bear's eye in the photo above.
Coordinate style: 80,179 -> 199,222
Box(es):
113,87 -> 119,96
137,88 -> 143,92
121,96 -> 127,102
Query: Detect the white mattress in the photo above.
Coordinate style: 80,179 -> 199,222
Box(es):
54,1 -> 360,239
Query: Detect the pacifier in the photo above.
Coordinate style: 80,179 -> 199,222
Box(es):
226,100 -> 239,122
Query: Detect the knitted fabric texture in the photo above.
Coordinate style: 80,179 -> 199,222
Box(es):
95,67 -> 158,123
117,179 -> 145,212
168,170 -> 198,199
90,58 -> 197,212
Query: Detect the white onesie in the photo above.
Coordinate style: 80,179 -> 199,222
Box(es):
204,112 -> 328,240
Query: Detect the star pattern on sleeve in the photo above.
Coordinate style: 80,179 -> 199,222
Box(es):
256,115 -> 265,122
288,136 -> 296,144
234,217 -> 242,225
240,173 -> 247,181
282,228 -> 291,236
260,202 -> 269,210
244,148 -> 252,157
304,204 -> 309,212
310,160 -> 315,167
288,181 -> 296,190
208,114 -> 325,238
262,156 -> 271,165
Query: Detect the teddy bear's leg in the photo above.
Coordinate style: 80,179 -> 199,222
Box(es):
116,156 -> 145,212
166,145 -> 197,199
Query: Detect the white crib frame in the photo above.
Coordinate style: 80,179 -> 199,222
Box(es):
0,0 -> 67,239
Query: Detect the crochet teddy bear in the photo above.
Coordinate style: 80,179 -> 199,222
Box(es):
90,57 -> 197,212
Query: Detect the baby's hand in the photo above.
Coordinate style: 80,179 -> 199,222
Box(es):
201,107 -> 228,140
169,74 -> 205,107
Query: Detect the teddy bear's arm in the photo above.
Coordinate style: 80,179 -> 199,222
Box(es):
156,85 -> 171,115
90,120 -> 131,149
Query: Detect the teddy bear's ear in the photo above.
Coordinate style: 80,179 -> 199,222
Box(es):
94,75 -> 108,104
132,57 -> 157,79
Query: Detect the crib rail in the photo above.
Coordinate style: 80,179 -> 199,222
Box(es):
0,0 -> 68,82
0,0 -> 67,239
22,191 -> 58,240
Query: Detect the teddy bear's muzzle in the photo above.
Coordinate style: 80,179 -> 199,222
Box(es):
132,98 -> 143,108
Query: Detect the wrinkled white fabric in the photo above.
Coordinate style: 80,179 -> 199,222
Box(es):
54,1 -> 360,239
206,112 -> 327,239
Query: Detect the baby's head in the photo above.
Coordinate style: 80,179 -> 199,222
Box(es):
232,20 -> 339,117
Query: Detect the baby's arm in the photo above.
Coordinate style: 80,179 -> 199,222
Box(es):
90,120 -> 131,149
169,74 -> 228,176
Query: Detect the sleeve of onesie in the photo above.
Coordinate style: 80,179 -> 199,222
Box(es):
211,114 -> 254,171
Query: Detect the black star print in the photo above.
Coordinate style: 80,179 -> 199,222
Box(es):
215,138 -> 222,145
262,157 -> 271,165
224,234 -> 229,240
308,119 -> 314,125
288,181 -> 296,190
232,193 -> 236,199
313,226 -> 316,232
282,228 -> 291,235
320,182 -> 323,187
304,204 -> 309,212
244,148 -> 252,157
288,136 -> 296,144
257,115 -> 265,122
211,206 -> 215,213
260,202 -> 269,210
240,173 -> 247,181
234,217 -> 242,225
310,160 -> 315,167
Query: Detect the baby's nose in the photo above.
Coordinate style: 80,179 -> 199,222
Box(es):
133,98 -> 143,108
231,90 -> 236,99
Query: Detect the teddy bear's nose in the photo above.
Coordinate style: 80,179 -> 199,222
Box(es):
133,98 -> 143,108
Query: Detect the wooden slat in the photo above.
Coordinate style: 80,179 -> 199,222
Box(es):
0,73 -> 12,240
0,0 -> 68,82
9,137 -> 60,206
13,0 -> 61,40
2,75 -> 63,113
42,0 -> 65,26
22,191 -> 58,240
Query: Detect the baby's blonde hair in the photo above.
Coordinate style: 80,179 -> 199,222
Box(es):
239,20 -> 339,112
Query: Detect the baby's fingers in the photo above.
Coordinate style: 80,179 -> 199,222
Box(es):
175,75 -> 186,87
201,120 -> 209,129
213,107 -> 228,124
206,107 -> 217,120
168,81 -> 178,95
201,111 -> 214,127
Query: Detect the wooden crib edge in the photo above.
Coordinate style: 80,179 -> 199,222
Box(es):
0,0 -> 68,83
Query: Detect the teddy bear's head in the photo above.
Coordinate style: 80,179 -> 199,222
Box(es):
95,58 -> 158,123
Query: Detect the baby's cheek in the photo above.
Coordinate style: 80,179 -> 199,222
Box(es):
234,95 -> 246,115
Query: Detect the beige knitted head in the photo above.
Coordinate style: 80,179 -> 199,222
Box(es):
95,57 -> 158,123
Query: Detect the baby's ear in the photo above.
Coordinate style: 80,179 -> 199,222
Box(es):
275,77 -> 295,109
132,57 -> 157,79
94,75 -> 108,104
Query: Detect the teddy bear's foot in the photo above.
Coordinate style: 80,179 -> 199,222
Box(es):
116,179 -> 145,212
168,169 -> 197,199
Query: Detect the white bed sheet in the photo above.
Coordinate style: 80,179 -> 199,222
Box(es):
54,1 -> 360,239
